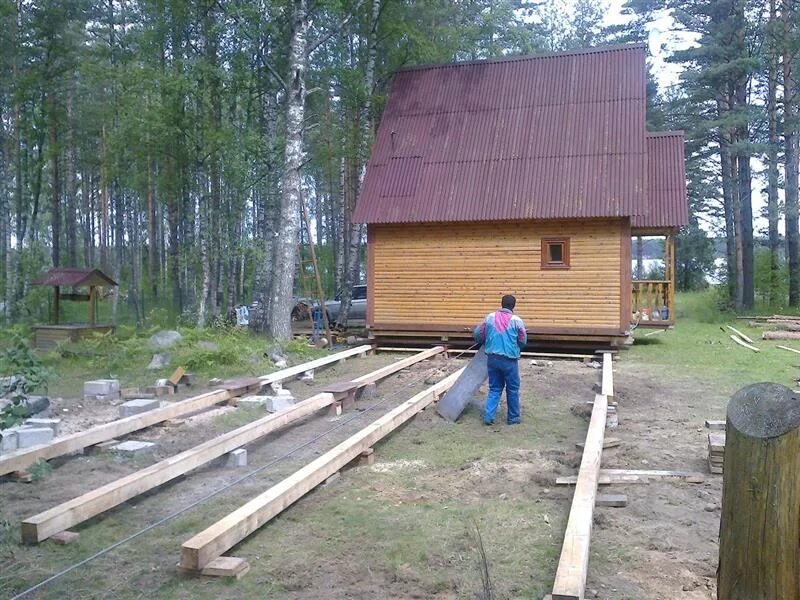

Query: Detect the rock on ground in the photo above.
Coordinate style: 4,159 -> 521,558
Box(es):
149,330 -> 182,349
147,353 -> 171,370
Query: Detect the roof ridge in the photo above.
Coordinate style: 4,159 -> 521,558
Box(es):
646,130 -> 685,137
397,43 -> 647,73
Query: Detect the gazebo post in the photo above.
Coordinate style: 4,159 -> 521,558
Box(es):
53,286 -> 60,325
89,286 -> 96,326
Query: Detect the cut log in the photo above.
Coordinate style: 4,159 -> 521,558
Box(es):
762,330 -> 800,341
179,367 -> 465,572
729,334 -> 760,352
718,383 -> 800,600
550,394 -> 607,600
768,321 -> 800,331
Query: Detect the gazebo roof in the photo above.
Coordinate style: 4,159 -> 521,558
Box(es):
33,268 -> 118,288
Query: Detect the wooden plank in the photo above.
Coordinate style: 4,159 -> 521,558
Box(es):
349,346 -> 444,386
551,393 -> 607,600
0,389 -> 232,478
169,367 -> 186,386
576,437 -> 620,450
1,349 -> 371,479
705,420 -> 726,431
200,556 -> 250,579
776,345 -> 800,355
730,334 -> 760,352
601,352 -> 613,398
556,469 -> 706,486
726,325 -> 755,344
20,349 -> 442,543
179,367 -> 465,572
257,344 -> 373,386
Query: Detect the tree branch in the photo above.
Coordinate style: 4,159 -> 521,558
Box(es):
306,0 -> 366,59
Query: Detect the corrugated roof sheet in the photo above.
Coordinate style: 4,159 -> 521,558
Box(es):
355,44 -> 652,224
632,132 -> 688,229
33,268 -> 118,287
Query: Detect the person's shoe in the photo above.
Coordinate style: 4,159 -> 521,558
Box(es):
484,419 -> 494,426
507,420 -> 520,425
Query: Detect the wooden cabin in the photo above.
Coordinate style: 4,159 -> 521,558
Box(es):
353,44 -> 688,348
32,267 -> 118,350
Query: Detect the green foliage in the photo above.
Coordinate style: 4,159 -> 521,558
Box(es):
0,333 -> 53,429
676,219 -> 715,292
27,458 -> 53,482
754,246 -> 788,307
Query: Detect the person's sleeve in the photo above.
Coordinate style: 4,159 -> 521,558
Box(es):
516,319 -> 528,348
473,321 -> 486,344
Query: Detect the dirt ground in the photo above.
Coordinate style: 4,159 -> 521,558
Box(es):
0,348 -> 724,600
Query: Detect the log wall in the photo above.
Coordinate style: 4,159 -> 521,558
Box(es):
369,219 -> 629,334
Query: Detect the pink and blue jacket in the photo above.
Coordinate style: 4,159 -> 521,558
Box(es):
473,308 -> 528,359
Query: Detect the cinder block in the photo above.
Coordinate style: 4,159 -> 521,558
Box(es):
237,396 -> 269,409
23,418 -> 60,436
226,448 -> 247,468
119,399 -> 160,418
17,427 -> 54,448
52,531 -> 80,545
1,428 -> 19,454
264,395 -> 296,412
83,379 -> 120,398
112,440 -> 159,457
297,369 -> 314,381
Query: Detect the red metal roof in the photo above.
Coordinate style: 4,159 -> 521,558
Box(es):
33,268 -> 118,287
355,45 -> 652,224
632,132 -> 688,229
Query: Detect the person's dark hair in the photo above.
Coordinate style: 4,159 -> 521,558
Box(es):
501,294 -> 516,310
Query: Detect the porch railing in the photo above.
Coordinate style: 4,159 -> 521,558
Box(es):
632,280 -> 673,324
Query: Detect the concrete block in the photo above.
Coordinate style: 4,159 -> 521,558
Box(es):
84,439 -> 119,455
52,531 -> 80,545
226,448 -> 247,468
119,399 -> 160,418
23,418 -> 60,436
83,379 -> 120,398
264,395 -> 296,413
237,396 -> 268,409
276,388 -> 293,397
17,427 -> 54,448
267,381 -> 283,394
112,440 -> 159,457
1,428 -> 19,454
297,369 -> 314,381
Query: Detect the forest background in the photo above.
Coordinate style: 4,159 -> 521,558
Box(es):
0,0 -> 794,340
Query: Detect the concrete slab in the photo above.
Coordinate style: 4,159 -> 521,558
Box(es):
112,440 -> 159,457
237,396 -> 269,409
1,428 -> 19,454
119,399 -> 160,418
23,418 -> 61,436
83,379 -> 120,398
17,427 -> 54,448
264,395 -> 296,413
226,448 -> 247,468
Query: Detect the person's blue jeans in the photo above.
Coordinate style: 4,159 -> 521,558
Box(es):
484,353 -> 521,424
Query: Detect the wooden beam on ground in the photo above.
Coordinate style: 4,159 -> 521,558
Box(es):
776,345 -> 800,355
556,469 -> 705,486
21,348 -> 441,544
257,344 -> 373,386
601,352 -> 613,398
730,334 -> 760,352
179,367 -> 465,573
726,325 -> 755,345
551,393 -> 607,600
596,494 -> 627,508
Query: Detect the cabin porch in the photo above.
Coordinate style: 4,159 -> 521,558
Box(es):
631,229 -> 677,328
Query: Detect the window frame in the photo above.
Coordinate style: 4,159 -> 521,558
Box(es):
541,237 -> 571,270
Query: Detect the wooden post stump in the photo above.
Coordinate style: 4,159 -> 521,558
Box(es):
718,383 -> 800,599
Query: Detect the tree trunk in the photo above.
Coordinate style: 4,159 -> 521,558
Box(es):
718,383 -> 800,599
267,0 -> 308,341
66,83 -> 77,267
48,91 -> 61,268
635,236 -> 643,279
719,125 -> 738,306
767,0 -> 781,306
785,0 -> 800,306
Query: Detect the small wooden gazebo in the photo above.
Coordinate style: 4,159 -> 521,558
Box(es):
32,267 -> 118,350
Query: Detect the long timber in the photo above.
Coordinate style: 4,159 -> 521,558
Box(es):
551,351 -> 614,600
179,367 -> 464,572
21,348 -> 443,544
0,346 -> 374,478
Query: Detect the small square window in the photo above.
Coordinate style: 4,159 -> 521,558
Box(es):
541,237 -> 570,269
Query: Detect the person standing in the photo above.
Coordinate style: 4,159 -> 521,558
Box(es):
473,295 -> 528,425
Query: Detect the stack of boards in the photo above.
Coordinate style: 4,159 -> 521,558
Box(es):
708,431 -> 726,474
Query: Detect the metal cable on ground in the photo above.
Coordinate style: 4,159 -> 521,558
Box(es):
9,346 -> 476,600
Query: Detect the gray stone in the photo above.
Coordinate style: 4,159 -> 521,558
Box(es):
23,418 -> 60,436
1,428 -> 19,454
266,346 -> 288,368
17,427 -> 54,448
149,330 -> 182,349
226,448 -> 247,468
276,388 -> 293,398
147,353 -> 171,370
237,396 -> 269,409
119,399 -> 160,418
197,340 -> 220,352
264,395 -> 296,413
298,369 -> 314,382
84,380 -> 120,397
112,440 -> 159,456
